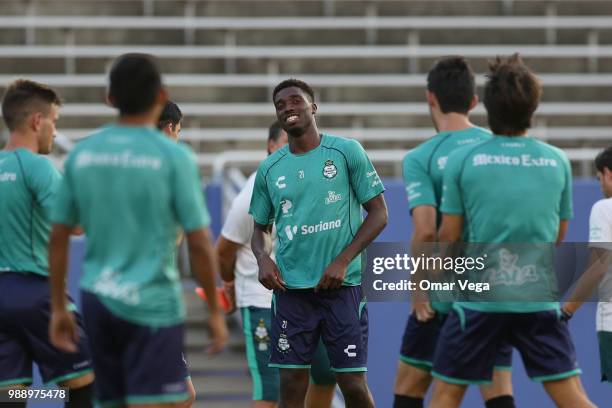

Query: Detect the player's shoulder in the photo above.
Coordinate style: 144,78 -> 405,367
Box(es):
530,137 -> 567,157
320,133 -> 364,153
16,149 -> 57,174
257,144 -> 290,174
592,197 -> 612,215
403,133 -> 448,166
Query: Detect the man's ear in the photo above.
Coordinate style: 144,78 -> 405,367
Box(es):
106,93 -> 116,108
31,112 -> 43,132
468,94 -> 479,111
426,90 -> 437,109
311,102 -> 317,115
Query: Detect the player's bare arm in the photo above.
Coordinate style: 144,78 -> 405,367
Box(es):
563,247 -> 612,316
438,214 -> 463,243
410,205 -> 438,322
216,236 -> 241,312
252,222 -> 286,291
186,228 -> 229,354
316,193 -> 388,291
48,223 -> 79,353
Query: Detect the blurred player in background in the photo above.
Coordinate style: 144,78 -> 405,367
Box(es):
394,57 -> 514,408
430,54 -> 594,408
562,146 -> 612,385
48,54 -> 228,407
249,79 -> 387,408
157,100 -> 196,408
0,80 -> 94,408
217,121 -> 337,408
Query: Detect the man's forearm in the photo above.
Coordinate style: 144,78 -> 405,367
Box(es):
49,225 -> 71,310
251,224 -> 271,260
188,230 -> 221,312
337,206 -> 388,264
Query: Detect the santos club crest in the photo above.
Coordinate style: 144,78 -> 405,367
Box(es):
322,160 -> 337,179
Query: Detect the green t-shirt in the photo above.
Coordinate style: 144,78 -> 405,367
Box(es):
51,125 -> 210,327
403,127 -> 492,313
0,149 -> 61,276
249,134 -> 385,288
441,135 -> 573,313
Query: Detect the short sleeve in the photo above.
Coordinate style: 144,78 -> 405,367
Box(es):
248,164 -> 274,226
559,155 -> 574,220
28,157 -> 62,220
589,200 -> 612,249
221,177 -> 254,245
51,154 -> 79,226
345,139 -> 385,204
440,150 -> 465,215
172,145 -> 209,232
402,152 -> 436,212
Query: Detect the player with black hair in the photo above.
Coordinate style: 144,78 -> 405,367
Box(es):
250,79 -> 388,407
394,56 -> 514,408
158,101 -> 183,141
48,53 -> 228,408
0,80 -> 94,408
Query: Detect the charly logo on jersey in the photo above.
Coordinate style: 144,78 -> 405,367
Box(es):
344,344 -> 357,358
325,191 -> 342,205
283,219 -> 342,241
322,160 -> 337,179
254,319 -> 270,351
276,176 -> 287,189
280,199 -> 293,217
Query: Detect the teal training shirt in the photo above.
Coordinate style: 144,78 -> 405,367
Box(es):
249,134 -> 385,288
0,149 -> 61,276
51,125 -> 210,327
441,135 -> 573,313
403,127 -> 492,313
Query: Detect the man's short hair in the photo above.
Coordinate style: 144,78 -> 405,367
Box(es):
268,121 -> 284,143
426,56 -> 476,114
272,79 -> 315,103
483,53 -> 541,136
157,101 -> 183,130
109,53 -> 163,116
2,79 -> 61,131
595,146 -> 612,173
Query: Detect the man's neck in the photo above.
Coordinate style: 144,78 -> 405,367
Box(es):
118,112 -> 158,127
435,112 -> 474,133
3,133 -> 38,153
288,126 -> 321,155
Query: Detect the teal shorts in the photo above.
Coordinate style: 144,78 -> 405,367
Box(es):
241,306 -> 335,402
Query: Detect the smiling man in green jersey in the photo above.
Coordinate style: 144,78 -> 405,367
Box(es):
0,80 -> 94,407
430,54 -> 595,408
249,79 -> 388,408
394,57 -> 514,408
48,54 -> 228,408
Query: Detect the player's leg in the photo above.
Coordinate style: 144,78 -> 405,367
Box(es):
430,306 -> 507,408
240,306 -> 280,408
478,342 -> 514,408
319,286 -> 373,407
0,328 -> 31,408
597,301 -> 612,383
180,378 -> 195,408
393,312 -> 447,407
268,290 -> 320,407
510,310 -> 594,408
306,338 -> 336,408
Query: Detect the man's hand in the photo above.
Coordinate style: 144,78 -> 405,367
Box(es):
49,308 -> 79,353
316,257 -> 348,292
223,281 -> 237,314
206,310 -> 229,355
411,300 -> 436,322
257,254 -> 286,291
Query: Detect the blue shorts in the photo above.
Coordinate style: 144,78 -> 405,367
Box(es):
432,305 -> 581,385
399,311 -> 512,371
270,286 -> 368,372
81,291 -> 189,407
0,272 -> 92,387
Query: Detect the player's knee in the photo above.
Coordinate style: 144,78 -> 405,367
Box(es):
58,372 -> 94,389
336,373 -> 369,400
179,387 -> 196,408
279,369 -> 309,400
394,362 -> 431,397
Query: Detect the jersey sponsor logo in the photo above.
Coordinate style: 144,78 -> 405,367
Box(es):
283,219 -> 342,241
437,156 -> 448,170
276,176 -> 287,189
344,344 -> 357,358
457,138 -> 479,145
366,170 -> 377,178
280,199 -> 293,216
75,150 -> 162,170
322,160 -> 337,179
0,172 -> 17,182
93,267 -> 141,306
325,191 -> 342,205
473,154 -> 558,168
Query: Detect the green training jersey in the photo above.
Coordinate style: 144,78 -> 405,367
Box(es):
249,134 -> 385,288
0,149 -> 61,276
51,125 -> 210,327
403,127 -> 492,313
441,135 -> 573,313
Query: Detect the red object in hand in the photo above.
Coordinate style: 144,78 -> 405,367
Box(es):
195,287 -> 232,312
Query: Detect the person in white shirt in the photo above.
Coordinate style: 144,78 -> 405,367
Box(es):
563,146 -> 612,383
216,122 -> 337,408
